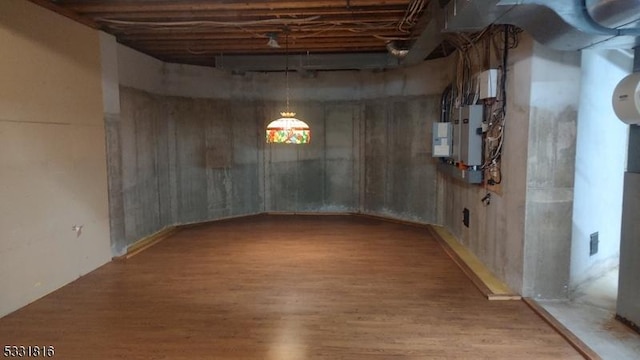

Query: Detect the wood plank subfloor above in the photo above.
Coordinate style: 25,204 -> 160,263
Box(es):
0,215 -> 581,359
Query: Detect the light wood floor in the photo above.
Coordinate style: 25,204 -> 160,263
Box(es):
0,215 -> 581,359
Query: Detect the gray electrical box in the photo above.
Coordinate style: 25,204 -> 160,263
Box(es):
460,105 -> 484,166
451,107 -> 461,161
432,122 -> 453,157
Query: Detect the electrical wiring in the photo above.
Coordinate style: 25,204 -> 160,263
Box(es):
440,25 -> 521,186
99,0 -> 428,46
294,24 -> 339,39
98,0 -> 431,52
398,0 -> 426,33
104,17 -> 405,44
97,16 -> 322,27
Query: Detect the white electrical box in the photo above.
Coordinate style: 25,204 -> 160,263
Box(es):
476,69 -> 498,100
432,122 -> 453,157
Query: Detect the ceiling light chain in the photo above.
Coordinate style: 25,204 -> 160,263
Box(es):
265,29 -> 311,145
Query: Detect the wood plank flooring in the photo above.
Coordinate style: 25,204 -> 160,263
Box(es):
0,215 -> 582,359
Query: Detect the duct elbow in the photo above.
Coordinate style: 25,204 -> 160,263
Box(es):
386,41 -> 409,58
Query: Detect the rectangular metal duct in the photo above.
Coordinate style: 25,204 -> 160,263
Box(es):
443,0 -> 640,50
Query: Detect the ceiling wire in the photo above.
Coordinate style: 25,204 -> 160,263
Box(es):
97,16 -> 322,27
99,0 -> 428,46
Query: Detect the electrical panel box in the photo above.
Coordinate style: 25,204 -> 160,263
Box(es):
460,105 -> 484,166
476,69 -> 498,100
451,107 -> 462,161
432,122 -> 452,157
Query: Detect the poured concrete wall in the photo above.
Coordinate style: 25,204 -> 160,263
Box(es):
438,35 -> 581,298
108,46 -> 450,252
523,42 -> 581,299
110,88 -> 264,254
112,88 -> 177,251
0,0 -> 111,317
363,97 -> 440,222
570,49 -> 631,291
265,101 -> 361,212
111,87 -> 440,253
117,44 -> 451,101
438,35 -> 534,293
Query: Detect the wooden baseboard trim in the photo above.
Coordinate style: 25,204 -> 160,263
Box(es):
266,211 -> 351,216
427,225 -> 520,301
351,213 -> 431,229
487,294 -> 523,301
177,213 -> 266,229
114,226 -> 178,261
524,298 -> 601,360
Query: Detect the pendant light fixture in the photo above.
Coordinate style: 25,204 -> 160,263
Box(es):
266,30 -> 310,144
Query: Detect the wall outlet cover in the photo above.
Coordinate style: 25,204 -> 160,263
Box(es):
590,232 -> 599,256
463,208 -> 470,228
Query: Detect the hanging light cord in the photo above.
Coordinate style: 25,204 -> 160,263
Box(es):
285,31 -> 290,114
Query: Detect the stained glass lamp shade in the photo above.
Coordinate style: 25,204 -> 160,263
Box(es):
265,29 -> 310,145
266,112 -> 310,144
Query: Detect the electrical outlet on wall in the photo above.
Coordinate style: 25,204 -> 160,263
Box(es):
463,208 -> 470,228
590,232 -> 599,256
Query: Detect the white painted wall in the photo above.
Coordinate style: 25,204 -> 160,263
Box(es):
0,0 -> 111,317
570,49 -> 632,290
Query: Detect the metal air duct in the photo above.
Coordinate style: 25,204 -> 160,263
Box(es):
442,0 -> 640,50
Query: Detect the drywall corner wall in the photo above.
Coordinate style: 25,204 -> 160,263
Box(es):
570,49 -> 631,291
522,41 -> 581,299
0,0 -> 111,317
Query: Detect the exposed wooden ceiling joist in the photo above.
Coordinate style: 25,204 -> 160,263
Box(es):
58,0 -> 413,13
29,0 -> 449,71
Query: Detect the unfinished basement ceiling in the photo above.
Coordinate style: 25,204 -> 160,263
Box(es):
32,0 -> 451,71
32,0 -> 639,71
